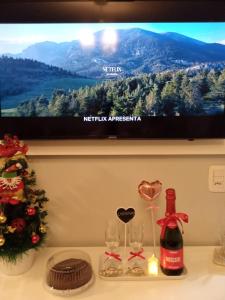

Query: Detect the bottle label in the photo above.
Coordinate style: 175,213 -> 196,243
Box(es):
160,247 -> 183,269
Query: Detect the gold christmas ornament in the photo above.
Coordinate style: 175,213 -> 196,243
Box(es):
0,213 -> 7,224
0,235 -> 5,246
7,226 -> 16,233
39,224 -> 47,234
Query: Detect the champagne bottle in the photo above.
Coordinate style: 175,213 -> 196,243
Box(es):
158,188 -> 188,276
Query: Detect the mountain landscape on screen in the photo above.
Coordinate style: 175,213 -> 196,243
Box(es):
0,26 -> 225,117
13,29 -> 225,76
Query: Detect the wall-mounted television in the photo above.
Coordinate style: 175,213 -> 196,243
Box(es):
0,1 -> 224,139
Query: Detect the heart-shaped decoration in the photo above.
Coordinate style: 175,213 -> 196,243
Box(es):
117,208 -> 135,223
138,180 -> 162,201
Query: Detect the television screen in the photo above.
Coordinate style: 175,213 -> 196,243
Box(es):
0,1 -> 224,139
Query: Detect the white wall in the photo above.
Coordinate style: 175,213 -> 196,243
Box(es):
29,153 -> 225,247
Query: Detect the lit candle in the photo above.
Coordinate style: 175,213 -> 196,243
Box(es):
148,254 -> 159,275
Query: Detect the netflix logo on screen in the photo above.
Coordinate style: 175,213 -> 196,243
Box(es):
102,66 -> 123,77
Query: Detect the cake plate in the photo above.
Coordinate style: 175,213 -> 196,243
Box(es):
44,274 -> 95,296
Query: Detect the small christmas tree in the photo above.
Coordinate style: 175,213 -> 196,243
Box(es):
0,135 -> 48,262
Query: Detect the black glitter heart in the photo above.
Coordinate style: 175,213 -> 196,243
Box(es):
117,208 -> 135,223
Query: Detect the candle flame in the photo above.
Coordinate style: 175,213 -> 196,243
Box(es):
148,254 -> 159,276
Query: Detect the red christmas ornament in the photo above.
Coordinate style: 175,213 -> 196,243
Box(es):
11,218 -> 26,233
31,233 -> 40,244
26,207 -> 36,216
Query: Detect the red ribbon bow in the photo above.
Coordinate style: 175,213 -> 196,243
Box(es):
105,251 -> 122,261
157,213 -> 188,239
128,248 -> 145,261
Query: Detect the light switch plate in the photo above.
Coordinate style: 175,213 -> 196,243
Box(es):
209,165 -> 225,192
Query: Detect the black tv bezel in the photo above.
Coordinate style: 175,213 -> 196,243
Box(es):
0,0 -> 225,139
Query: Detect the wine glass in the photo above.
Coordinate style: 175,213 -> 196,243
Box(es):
105,219 -> 120,251
129,221 -> 144,252
128,220 -> 146,276
219,231 -> 225,257
100,219 -> 122,277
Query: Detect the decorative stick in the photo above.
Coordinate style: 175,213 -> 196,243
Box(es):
150,206 -> 156,255
117,207 -> 135,264
124,223 -> 127,262
138,180 -> 162,252
138,180 -> 162,275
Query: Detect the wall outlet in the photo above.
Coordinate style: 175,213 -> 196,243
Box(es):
209,165 -> 225,192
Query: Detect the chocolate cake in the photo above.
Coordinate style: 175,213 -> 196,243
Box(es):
47,258 -> 93,290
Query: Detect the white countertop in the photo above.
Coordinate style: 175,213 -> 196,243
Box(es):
0,247 -> 225,300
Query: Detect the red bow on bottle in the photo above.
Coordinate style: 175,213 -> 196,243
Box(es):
105,251 -> 122,261
157,213 -> 188,238
128,248 -> 145,261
